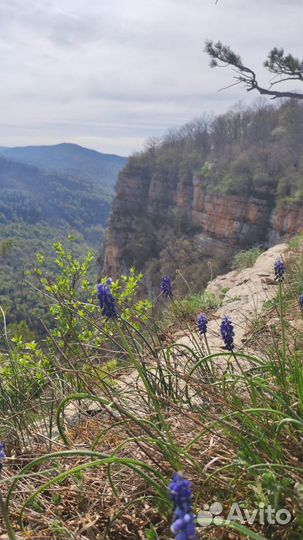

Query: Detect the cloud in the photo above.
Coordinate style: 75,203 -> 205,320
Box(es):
0,0 -> 301,154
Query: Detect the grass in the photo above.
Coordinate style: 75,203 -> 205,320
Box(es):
0,242 -> 303,539
162,290 -> 222,328
232,247 -> 264,270
288,233 -> 303,250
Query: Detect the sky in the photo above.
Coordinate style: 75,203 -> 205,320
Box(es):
0,0 -> 301,156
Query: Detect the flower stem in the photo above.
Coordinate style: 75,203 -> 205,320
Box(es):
0,490 -> 17,540
278,280 -> 287,392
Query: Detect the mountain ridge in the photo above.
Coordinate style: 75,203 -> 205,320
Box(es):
0,154 -> 111,228
0,142 -> 127,160
0,142 -> 127,190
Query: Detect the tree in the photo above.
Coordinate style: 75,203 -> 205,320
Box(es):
205,41 -> 303,100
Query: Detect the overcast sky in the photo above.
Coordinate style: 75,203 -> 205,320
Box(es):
0,0 -> 301,155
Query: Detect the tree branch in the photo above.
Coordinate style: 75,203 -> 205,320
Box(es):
205,40 -> 303,100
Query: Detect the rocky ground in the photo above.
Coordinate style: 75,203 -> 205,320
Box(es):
175,243 -> 289,353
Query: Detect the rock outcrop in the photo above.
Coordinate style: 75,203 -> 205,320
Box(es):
190,177 -> 271,246
102,167 -> 303,279
176,242 -> 289,352
269,203 -> 303,244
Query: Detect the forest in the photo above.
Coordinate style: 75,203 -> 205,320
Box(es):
0,146 -> 126,336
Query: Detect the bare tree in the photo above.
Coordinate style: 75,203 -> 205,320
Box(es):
205,41 -> 303,100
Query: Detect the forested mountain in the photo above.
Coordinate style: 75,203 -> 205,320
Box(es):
103,100 -> 303,293
0,146 -> 126,335
0,155 -> 113,235
0,143 -> 127,191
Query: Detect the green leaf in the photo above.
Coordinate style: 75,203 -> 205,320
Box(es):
145,524 -> 159,540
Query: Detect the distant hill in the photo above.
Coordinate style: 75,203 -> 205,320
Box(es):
0,155 -> 114,233
0,145 -> 127,335
0,143 -> 127,191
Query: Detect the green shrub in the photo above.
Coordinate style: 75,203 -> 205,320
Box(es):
0,336 -> 51,442
164,290 -> 221,325
232,247 -> 263,270
288,234 -> 303,250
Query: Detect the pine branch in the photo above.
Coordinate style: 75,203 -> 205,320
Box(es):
205,40 -> 303,100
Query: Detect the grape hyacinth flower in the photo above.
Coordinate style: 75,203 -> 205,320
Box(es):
170,472 -> 197,540
299,293 -> 303,310
197,313 -> 208,335
0,443 -> 5,473
274,259 -> 285,282
220,316 -> 235,351
97,281 -> 117,319
161,275 -> 173,299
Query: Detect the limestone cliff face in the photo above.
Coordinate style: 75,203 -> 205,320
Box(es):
190,176 -> 270,245
269,204 -> 303,244
102,169 -> 303,280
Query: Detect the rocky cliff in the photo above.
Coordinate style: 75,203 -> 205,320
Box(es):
103,173 -> 302,271
102,101 -> 303,292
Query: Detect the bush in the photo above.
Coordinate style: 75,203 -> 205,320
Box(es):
164,290 -> 222,325
232,247 -> 263,270
288,234 -> 303,250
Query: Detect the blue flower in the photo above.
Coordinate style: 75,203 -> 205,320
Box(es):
220,316 -> 235,351
0,443 -> 5,460
0,443 -> 5,473
274,259 -> 285,282
97,282 -> 117,319
299,293 -> 303,310
161,276 -> 173,299
197,313 -> 207,335
170,473 -> 197,540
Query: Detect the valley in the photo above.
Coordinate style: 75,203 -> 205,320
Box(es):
0,144 -> 126,335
